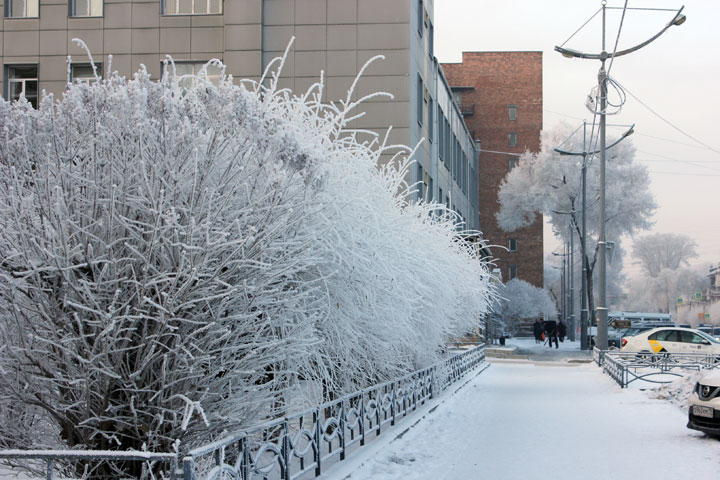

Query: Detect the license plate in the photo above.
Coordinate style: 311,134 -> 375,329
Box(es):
693,405 -> 714,418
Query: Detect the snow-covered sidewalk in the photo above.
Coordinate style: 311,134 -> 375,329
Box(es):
327,360 -> 720,480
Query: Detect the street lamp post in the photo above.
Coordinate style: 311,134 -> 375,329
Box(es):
554,122 -> 633,349
554,3 -> 686,350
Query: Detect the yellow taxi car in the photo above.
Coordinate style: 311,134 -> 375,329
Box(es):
620,327 -> 720,355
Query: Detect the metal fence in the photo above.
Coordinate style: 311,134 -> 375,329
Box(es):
594,348 -> 720,388
0,345 -> 486,480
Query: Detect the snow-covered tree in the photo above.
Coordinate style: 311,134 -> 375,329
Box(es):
0,52 -> 495,477
493,279 -> 557,334
631,233 -> 698,278
496,122 -> 655,325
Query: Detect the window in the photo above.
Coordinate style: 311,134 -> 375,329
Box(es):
428,175 -> 434,202
679,331 -> 707,344
509,133 -> 517,147
164,61 -> 223,88
509,158 -> 518,171
509,265 -> 518,280
5,65 -> 38,108
508,238 -> 517,252
416,74 -> 423,126
649,330 -> 678,342
438,187 -> 443,206
417,0 -> 424,36
427,97 -> 433,143
5,0 -> 38,17
416,163 -> 425,201
509,105 -> 517,121
428,21 -> 434,57
71,0 -> 103,17
164,0 -> 222,15
71,63 -> 102,84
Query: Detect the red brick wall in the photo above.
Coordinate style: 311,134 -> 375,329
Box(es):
442,52 -> 544,287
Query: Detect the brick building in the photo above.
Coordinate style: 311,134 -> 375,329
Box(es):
442,51 -> 543,287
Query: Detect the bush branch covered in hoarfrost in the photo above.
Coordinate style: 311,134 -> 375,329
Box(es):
0,52 -> 495,472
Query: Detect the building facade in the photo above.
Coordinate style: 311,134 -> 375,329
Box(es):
442,51 -> 543,287
0,0 -> 479,230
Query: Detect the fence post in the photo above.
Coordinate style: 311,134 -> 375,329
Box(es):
359,394 -> 366,446
314,410 -> 322,477
339,400 -> 346,461
182,457 -> 194,480
390,382 -> 396,426
281,420 -> 290,480
240,437 -> 251,480
46,459 -> 54,480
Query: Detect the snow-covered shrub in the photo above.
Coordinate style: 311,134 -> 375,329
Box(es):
0,51 -> 494,474
492,279 -> 557,334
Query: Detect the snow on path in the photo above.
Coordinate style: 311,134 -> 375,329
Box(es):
338,361 -> 720,480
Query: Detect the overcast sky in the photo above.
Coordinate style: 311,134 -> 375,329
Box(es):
435,0 -> 720,280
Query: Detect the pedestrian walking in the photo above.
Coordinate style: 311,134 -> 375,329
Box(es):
533,319 -> 544,344
544,320 -> 559,349
558,321 -> 567,342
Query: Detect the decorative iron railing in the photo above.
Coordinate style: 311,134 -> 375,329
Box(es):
0,345 -> 486,480
594,349 -> 720,388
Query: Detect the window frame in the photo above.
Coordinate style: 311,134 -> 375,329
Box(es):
509,132 -> 517,147
508,238 -> 517,252
163,0 -> 223,16
416,74 -> 423,126
69,0 -> 103,17
508,105 -> 517,121
508,158 -> 518,171
427,96 -> 434,144
509,265 -> 518,280
163,60 -> 224,88
5,0 -> 39,18
417,0 -> 424,37
4,64 -> 39,109
70,63 -> 103,84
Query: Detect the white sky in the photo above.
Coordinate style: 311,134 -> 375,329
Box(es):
435,0 -> 720,281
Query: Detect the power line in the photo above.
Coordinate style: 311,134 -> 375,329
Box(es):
615,79 -> 720,157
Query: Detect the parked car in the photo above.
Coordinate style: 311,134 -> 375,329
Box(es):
590,321 -> 675,349
688,371 -> 720,437
620,327 -> 720,356
696,325 -> 720,339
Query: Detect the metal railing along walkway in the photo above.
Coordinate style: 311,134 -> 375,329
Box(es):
0,345 -> 487,480
593,347 -> 720,388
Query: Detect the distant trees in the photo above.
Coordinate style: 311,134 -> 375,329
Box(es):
628,233 -> 702,312
0,55 -> 495,476
632,233 -> 698,277
497,122 -> 656,324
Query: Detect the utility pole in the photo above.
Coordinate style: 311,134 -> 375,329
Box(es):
569,226 -> 575,341
555,3 -> 686,350
555,121 -> 632,349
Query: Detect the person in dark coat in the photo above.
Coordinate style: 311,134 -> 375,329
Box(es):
533,319 -> 544,344
544,320 -> 559,349
558,321 -> 567,342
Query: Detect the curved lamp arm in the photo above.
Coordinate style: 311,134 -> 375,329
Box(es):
554,124 -> 634,156
554,6 -> 685,60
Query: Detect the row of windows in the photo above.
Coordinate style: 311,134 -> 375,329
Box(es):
3,61 -> 222,108
4,0 -> 221,18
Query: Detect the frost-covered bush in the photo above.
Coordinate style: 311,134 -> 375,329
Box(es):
0,52 -> 494,471
493,279 -> 557,334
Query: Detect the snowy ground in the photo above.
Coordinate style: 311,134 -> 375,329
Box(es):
327,354 -> 720,480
